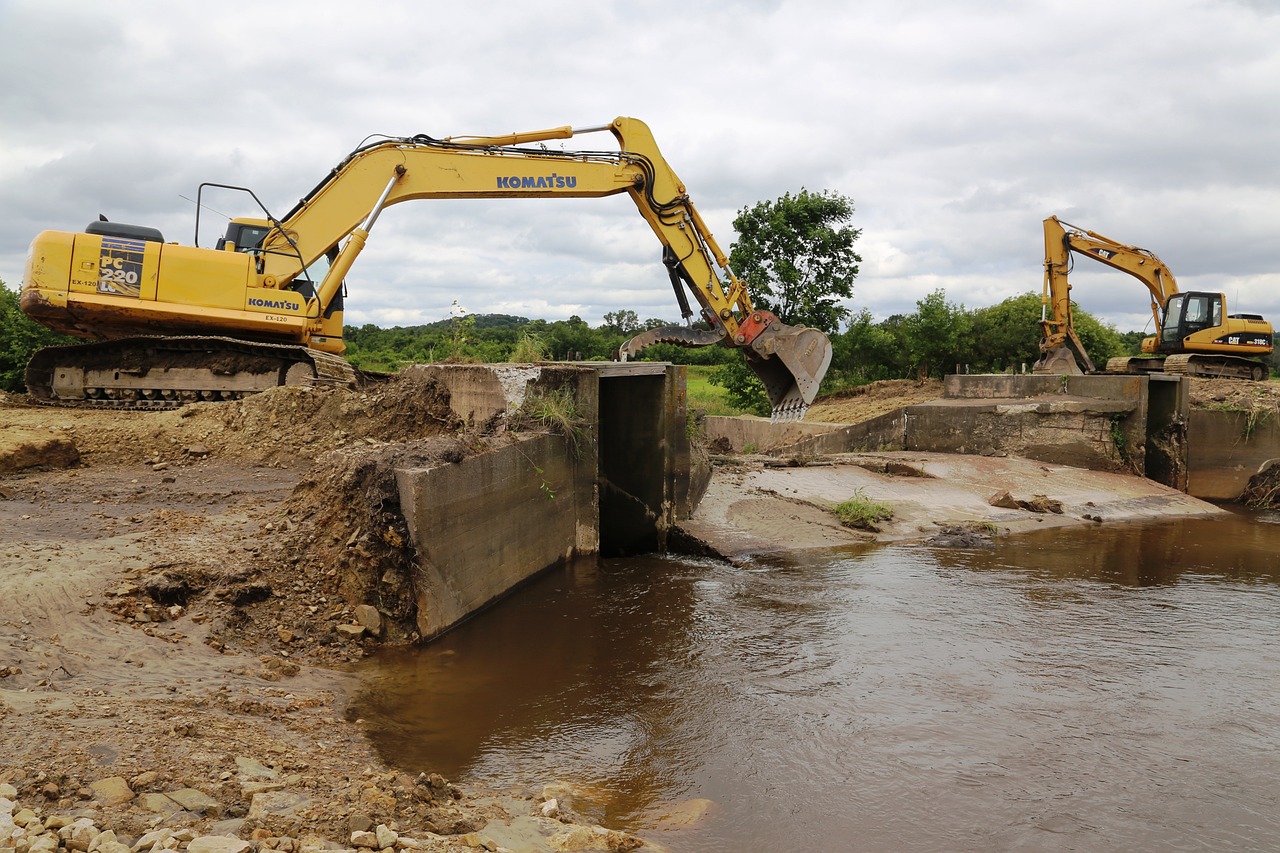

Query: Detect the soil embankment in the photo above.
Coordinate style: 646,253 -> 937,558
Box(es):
0,380 -> 653,853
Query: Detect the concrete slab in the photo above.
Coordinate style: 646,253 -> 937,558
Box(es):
678,451 -> 1226,558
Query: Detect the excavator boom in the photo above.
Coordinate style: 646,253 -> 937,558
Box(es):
20,118 -> 831,419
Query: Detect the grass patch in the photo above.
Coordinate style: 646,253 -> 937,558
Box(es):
834,490 -> 895,531
686,365 -> 746,416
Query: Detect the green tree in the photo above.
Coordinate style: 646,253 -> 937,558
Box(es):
0,281 -> 77,393
903,289 -> 972,380
969,292 -> 1126,372
601,309 -> 642,336
729,188 -> 861,333
829,308 -> 905,384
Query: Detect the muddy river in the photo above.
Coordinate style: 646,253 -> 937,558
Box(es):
354,510 -> 1280,851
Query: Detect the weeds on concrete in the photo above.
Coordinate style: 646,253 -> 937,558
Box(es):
513,387 -> 590,458
834,490 -> 894,531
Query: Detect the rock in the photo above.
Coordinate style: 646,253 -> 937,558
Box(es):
353,605 -> 383,636
164,788 -> 221,817
208,820 -> 246,839
135,793 -> 183,816
247,791 -> 310,820
540,799 -> 560,818
348,816 -> 374,834
0,431 -> 80,473
350,831 -> 378,849
334,624 -> 366,640
60,818 -> 101,852
12,808 -> 39,827
129,771 -> 160,791
988,490 -> 1020,509
185,444 -> 211,458
185,837 -> 251,853
234,757 -> 278,780
30,834 -> 61,853
88,829 -> 118,852
374,824 -> 397,850
40,784 -> 60,800
651,798 -> 716,830
89,776 -> 134,806
1024,495 -> 1064,514
131,829 -> 173,852
0,783 -> 16,799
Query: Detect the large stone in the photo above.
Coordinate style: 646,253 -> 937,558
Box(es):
233,758 -> 277,780
247,791 -> 310,820
60,819 -> 101,852
135,793 -> 182,816
164,788 -> 221,817
353,605 -> 383,636
185,837 -> 251,853
89,777 -> 134,806
0,431 -> 79,473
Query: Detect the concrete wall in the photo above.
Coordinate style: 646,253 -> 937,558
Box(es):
390,361 -> 704,639
1188,410 -> 1280,500
703,416 -> 857,454
396,433 -> 597,640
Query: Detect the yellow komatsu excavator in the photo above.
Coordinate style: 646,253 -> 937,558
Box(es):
1034,215 -> 1272,380
20,117 -> 831,421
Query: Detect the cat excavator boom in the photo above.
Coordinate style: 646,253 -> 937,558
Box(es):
21,117 -> 831,420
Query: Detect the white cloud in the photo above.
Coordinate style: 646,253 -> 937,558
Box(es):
1,0 -> 1278,335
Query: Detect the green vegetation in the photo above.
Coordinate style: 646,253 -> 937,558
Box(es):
513,386 -> 591,457
834,491 -> 895,530
0,281 -> 77,393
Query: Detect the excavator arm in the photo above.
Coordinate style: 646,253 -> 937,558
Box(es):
1035,215 -> 1178,374
20,117 -> 831,419
254,118 -> 829,419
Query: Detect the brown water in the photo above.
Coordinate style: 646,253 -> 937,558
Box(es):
354,510 -> 1280,851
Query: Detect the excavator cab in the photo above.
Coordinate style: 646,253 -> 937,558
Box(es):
216,219 -> 270,254
1160,292 -> 1220,350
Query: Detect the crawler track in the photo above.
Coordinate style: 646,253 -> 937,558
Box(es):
25,336 -> 358,410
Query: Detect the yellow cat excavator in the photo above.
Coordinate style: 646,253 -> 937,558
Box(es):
20,117 -> 830,421
1034,215 -> 1272,379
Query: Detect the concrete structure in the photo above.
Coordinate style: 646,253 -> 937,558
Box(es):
1188,410 -> 1280,500
703,374 -> 1190,490
393,362 -> 705,639
680,451 -> 1226,558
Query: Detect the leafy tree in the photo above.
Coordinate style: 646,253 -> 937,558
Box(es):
829,308 -> 905,385
902,289 -> 972,380
969,292 -> 1125,372
729,188 -> 861,333
601,309 -> 642,336
0,281 -> 77,393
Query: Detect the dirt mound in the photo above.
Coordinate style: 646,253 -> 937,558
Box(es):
806,379 -> 943,424
1188,377 -> 1280,413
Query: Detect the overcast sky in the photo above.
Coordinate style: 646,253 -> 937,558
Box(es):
2,0 -> 1277,336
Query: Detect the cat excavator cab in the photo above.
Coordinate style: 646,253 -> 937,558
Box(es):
21,117 -> 831,420
1033,215 -> 1272,379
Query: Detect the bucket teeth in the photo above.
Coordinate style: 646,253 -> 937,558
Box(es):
770,400 -> 809,424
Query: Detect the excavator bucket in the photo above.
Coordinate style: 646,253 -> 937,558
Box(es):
620,318 -> 832,422
744,321 -> 833,422
1031,345 -> 1084,375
